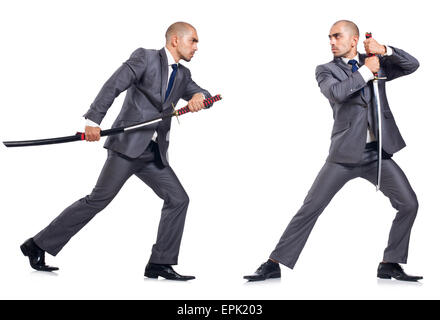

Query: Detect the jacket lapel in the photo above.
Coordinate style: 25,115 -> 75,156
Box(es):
358,54 -> 371,103
159,48 -> 168,107
334,57 -> 351,78
358,53 -> 366,66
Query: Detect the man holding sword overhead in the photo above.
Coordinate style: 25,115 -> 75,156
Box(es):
20,21 -> 211,281
244,20 -> 422,282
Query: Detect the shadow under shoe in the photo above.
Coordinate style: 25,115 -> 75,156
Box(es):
144,263 -> 195,281
377,262 -> 422,282
244,260 -> 281,282
20,238 -> 59,272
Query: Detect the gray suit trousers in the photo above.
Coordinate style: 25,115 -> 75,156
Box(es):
270,146 -> 418,269
33,142 -> 189,265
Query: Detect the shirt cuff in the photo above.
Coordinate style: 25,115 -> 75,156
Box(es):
384,45 -> 393,56
358,65 -> 375,83
85,118 -> 100,127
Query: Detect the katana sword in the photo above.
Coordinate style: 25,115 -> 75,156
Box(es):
3,94 -> 222,148
365,32 -> 386,191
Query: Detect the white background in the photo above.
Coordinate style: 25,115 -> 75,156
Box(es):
0,0 -> 438,300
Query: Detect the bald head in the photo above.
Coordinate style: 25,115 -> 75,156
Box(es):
332,20 -> 359,37
165,22 -> 196,43
328,20 -> 359,58
165,22 -> 199,63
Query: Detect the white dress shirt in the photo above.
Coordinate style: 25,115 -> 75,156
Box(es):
341,46 -> 393,142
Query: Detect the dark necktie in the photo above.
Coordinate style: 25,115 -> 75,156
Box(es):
348,59 -> 358,72
165,64 -> 178,101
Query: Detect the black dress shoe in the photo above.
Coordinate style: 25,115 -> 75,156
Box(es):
377,262 -> 422,282
144,263 -> 195,281
20,238 -> 59,272
244,260 -> 281,281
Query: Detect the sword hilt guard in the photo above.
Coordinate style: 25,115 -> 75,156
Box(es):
172,103 -> 180,125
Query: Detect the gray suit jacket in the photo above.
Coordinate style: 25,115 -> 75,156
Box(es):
315,46 -> 419,164
83,47 -> 211,166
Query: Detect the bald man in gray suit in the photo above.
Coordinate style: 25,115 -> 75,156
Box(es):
245,20 -> 422,282
21,22 -> 211,281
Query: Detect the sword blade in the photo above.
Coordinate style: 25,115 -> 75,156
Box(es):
372,79 -> 383,191
120,116 -> 170,133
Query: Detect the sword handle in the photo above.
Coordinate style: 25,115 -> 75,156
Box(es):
365,32 -> 379,78
175,94 -> 223,116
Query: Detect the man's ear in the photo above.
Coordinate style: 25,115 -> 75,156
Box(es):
171,35 -> 179,47
352,35 -> 359,47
